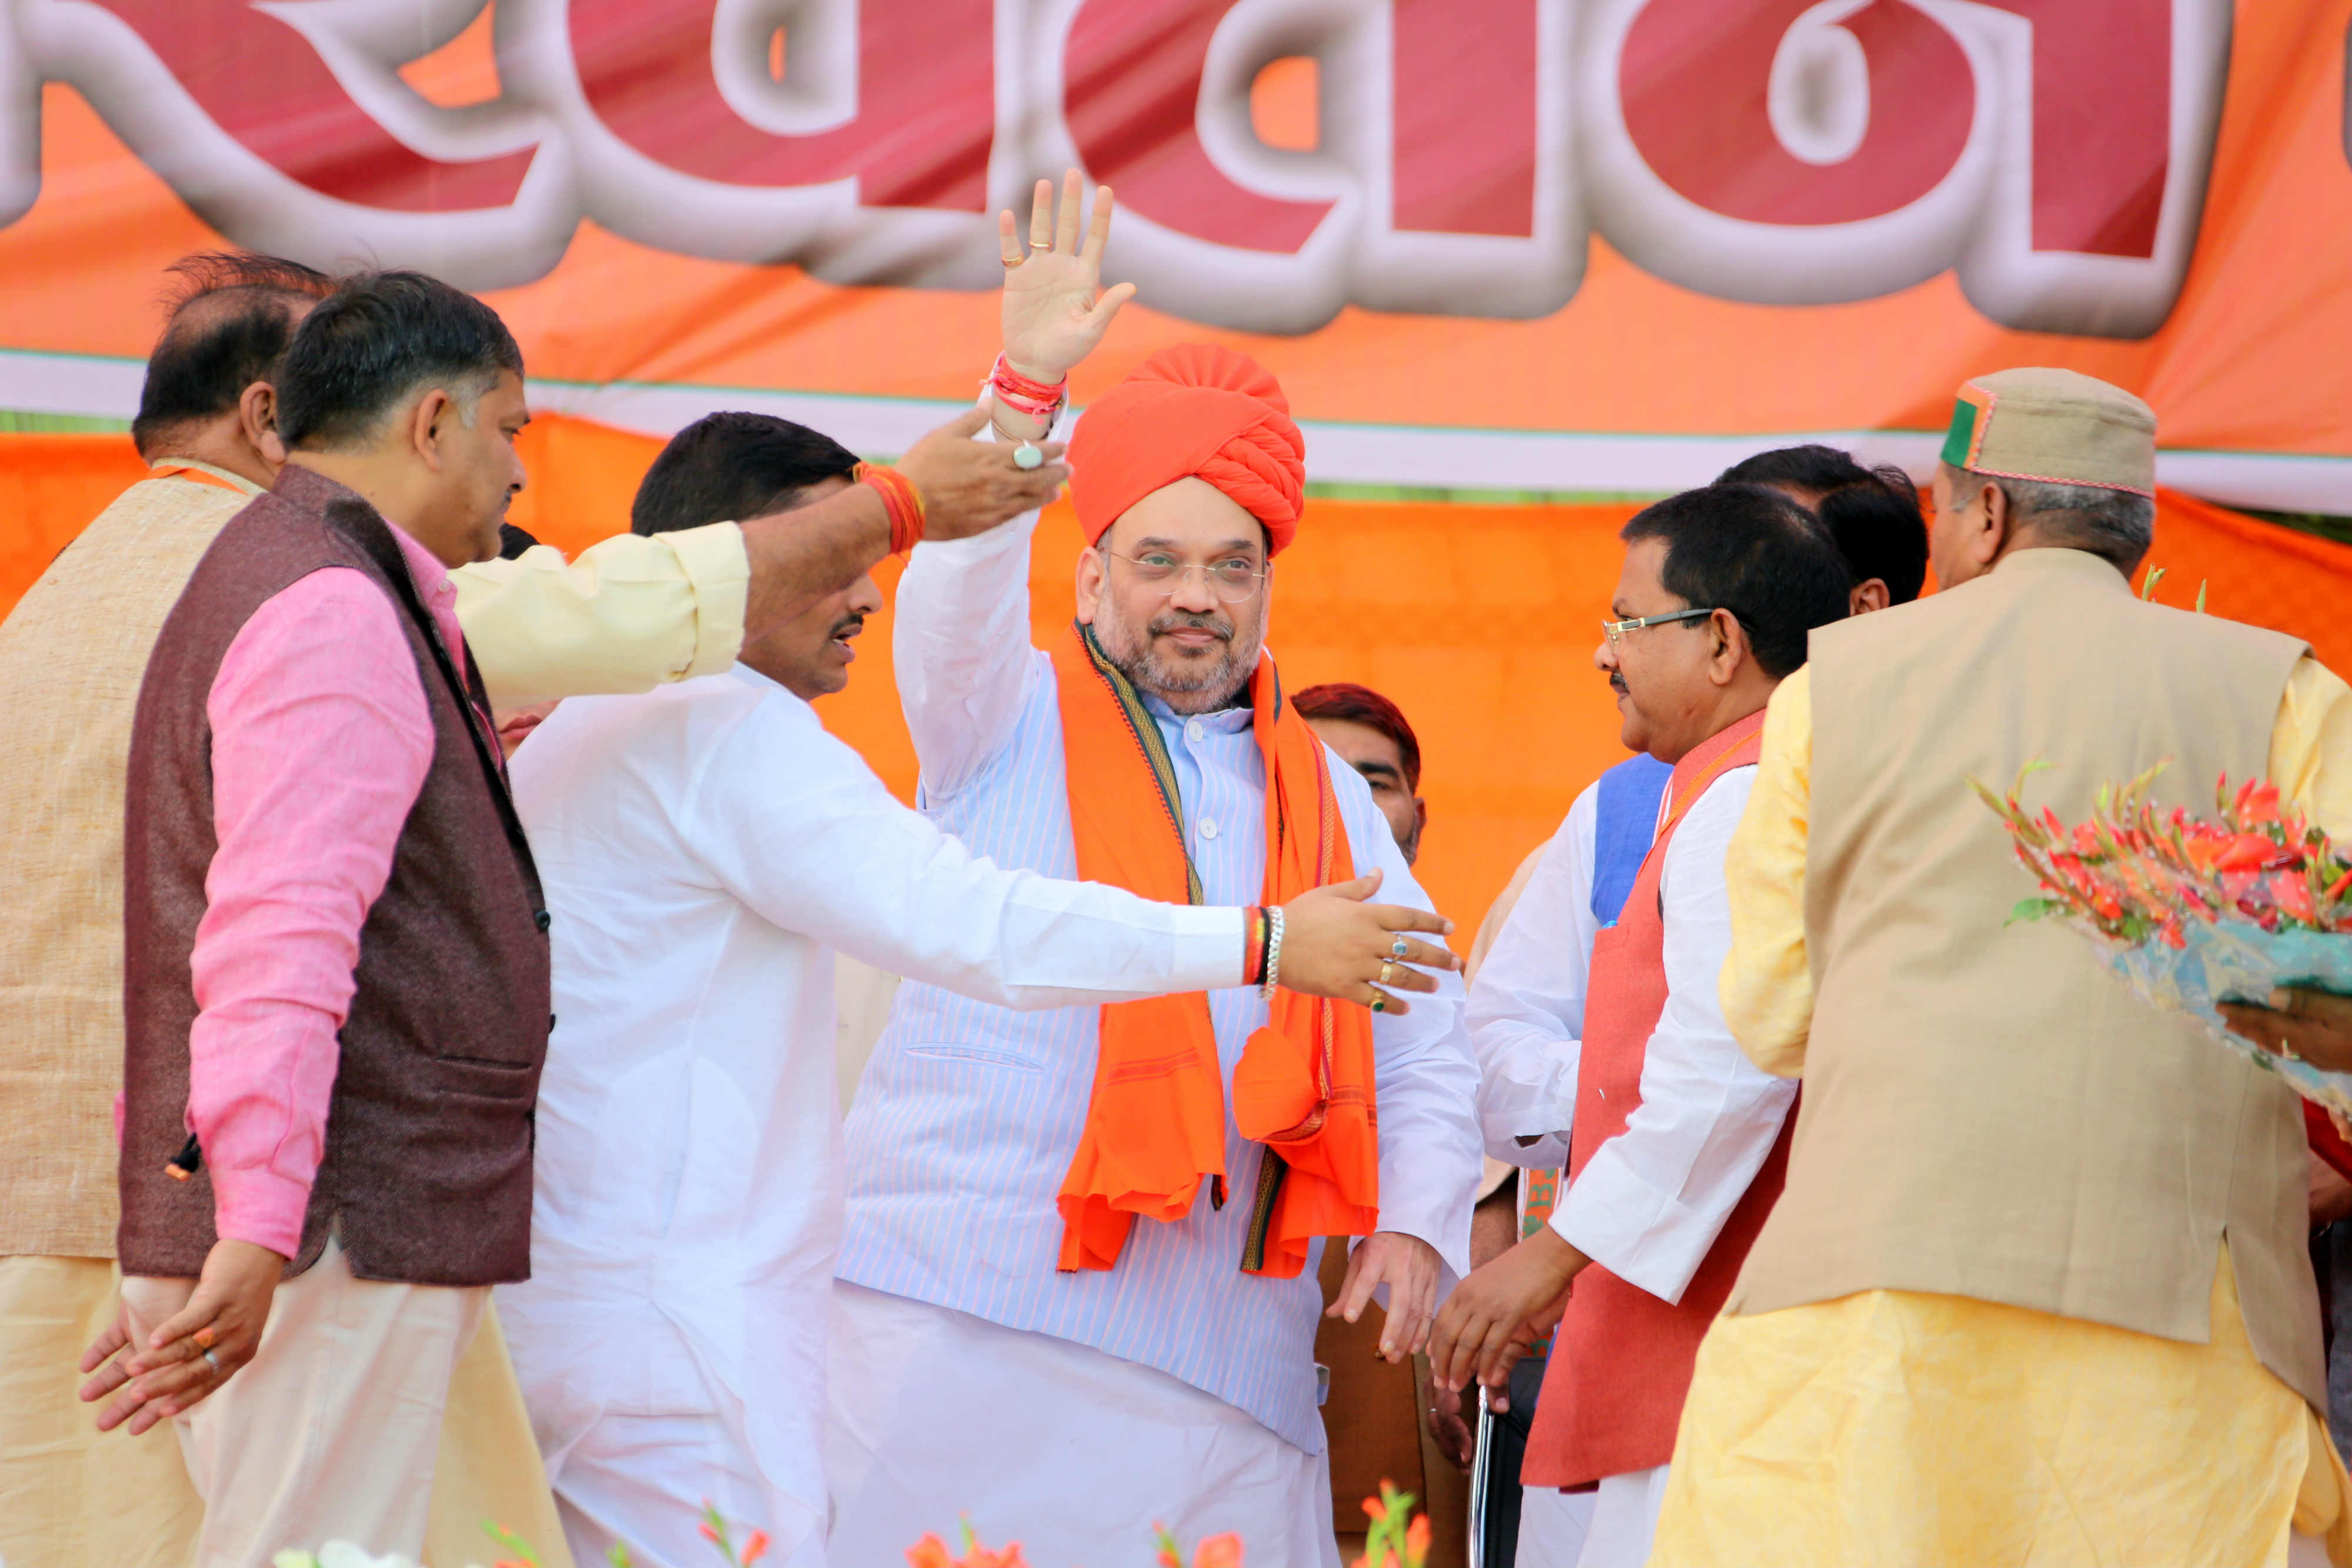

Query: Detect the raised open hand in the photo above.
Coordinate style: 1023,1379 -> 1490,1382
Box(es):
998,169 -> 1137,387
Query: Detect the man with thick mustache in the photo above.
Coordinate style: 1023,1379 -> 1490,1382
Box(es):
824,307 -> 1481,1555
1428,484 -> 1852,1568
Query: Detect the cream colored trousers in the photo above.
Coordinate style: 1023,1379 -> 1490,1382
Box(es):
0,1254 -> 203,1566
2,1252 -> 572,1568
121,1235 -> 483,1568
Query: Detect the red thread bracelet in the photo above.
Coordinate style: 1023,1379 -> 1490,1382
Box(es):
990,355 -> 1068,424
854,462 -> 926,554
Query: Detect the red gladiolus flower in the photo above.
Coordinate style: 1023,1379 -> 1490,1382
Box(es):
906,1537 -> 954,1568
743,1530 -> 771,1566
701,1523 -> 723,1545
2216,834 -> 2279,872
2273,871 -> 2318,923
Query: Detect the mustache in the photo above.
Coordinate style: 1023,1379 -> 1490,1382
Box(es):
830,614 -> 866,642
1609,672 -> 1629,694
1149,611 -> 1234,643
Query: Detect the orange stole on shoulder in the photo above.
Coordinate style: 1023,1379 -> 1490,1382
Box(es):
1050,623 -> 1381,1278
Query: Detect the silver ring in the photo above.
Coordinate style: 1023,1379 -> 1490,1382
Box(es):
1390,935 -> 1410,959
1013,442 -> 1044,471
201,1348 -> 221,1376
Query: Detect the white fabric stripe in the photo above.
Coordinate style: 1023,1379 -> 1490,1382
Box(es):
4,348 -> 2346,513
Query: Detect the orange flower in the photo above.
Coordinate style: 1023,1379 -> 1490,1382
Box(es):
2273,870 -> 2319,923
741,1530 -> 771,1567
907,1535 -> 954,1568
1194,1533 -> 1245,1568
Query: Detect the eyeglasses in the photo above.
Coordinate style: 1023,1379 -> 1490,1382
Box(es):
1600,606 -> 1720,645
1108,549 -> 1270,604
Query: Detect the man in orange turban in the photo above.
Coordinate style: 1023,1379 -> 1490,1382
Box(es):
826,176 -> 1482,1568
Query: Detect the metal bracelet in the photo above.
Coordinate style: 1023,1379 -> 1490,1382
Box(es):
1260,903 -> 1285,1000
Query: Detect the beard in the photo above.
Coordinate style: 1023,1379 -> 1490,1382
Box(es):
1094,598 -> 1264,716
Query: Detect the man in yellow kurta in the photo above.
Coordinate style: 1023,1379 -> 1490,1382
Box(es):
1652,368 -> 2352,1568
0,252 -> 1064,1568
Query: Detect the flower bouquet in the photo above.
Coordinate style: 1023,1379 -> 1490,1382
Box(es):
1976,764 -> 2352,1116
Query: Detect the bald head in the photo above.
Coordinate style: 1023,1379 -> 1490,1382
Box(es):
131,252 -> 334,462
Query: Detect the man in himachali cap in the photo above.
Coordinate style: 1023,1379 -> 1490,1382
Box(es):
1647,360 -> 2352,1566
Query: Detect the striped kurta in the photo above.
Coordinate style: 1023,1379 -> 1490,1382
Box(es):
838,516 -> 1482,1453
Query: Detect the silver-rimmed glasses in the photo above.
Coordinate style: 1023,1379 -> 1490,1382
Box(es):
1600,606 -> 1719,645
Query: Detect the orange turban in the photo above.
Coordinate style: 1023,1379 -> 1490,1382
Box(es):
1069,345 -> 1307,554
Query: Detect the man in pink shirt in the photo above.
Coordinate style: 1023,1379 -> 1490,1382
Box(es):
72,270 -> 1019,1566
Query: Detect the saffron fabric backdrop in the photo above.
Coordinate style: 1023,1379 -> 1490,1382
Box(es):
9,417 -> 2347,937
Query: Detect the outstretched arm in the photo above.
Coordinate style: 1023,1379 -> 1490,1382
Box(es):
682,697 -> 1455,1011
900,172 -> 1138,796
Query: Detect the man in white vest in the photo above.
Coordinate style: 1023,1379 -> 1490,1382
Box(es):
1655,368 -> 2352,1566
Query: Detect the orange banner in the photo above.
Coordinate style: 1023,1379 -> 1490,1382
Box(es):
10,420 -> 2348,935
2,4 -> 2350,509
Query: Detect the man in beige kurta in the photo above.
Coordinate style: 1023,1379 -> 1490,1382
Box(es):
1652,369 -> 2352,1567
0,252 -> 1065,1567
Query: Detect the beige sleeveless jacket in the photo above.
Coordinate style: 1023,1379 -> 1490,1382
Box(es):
1726,547 -> 2325,1408
0,464 -> 257,1258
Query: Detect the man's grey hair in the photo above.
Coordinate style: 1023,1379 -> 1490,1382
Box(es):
1960,467 -> 2155,570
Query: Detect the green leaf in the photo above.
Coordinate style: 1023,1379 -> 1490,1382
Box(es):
2006,897 -> 2066,925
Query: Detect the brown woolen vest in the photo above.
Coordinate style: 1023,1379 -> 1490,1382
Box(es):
118,465 -> 551,1286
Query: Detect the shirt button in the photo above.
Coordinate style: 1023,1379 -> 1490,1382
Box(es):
1200,817 -> 1220,840
1186,719 -> 1205,743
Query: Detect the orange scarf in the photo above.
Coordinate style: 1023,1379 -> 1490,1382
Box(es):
1051,623 -> 1381,1278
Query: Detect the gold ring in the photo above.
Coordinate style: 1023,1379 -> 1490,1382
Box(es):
1030,238 -> 1053,249
1001,255 -> 1025,268
1379,960 -> 1396,986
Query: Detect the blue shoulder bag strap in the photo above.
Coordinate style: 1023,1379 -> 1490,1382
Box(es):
1589,752 -> 1672,929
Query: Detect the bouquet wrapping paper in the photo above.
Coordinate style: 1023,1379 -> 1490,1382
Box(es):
1979,766 -> 2352,1117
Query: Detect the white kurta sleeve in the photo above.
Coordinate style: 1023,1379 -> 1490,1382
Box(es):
1341,777 -> 1483,1287
679,687 -> 1245,1008
1548,767 -> 1796,1305
893,511 -> 1044,800
1464,785 -> 1601,1168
